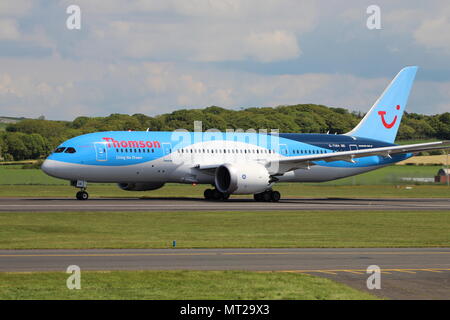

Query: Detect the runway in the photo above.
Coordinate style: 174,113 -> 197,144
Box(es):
2,198 -> 450,299
1,197 -> 450,211
1,248 -> 449,299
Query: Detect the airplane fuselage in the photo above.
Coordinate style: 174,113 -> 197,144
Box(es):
42,131 -> 411,186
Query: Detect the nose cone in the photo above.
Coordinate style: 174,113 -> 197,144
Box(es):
41,159 -> 51,175
41,159 -> 58,178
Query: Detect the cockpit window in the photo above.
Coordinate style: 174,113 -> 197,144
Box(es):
54,147 -> 66,153
65,147 -> 76,154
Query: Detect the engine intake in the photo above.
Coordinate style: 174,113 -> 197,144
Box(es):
215,163 -> 271,194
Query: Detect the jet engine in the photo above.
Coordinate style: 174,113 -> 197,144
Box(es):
215,163 -> 271,194
117,182 -> 165,191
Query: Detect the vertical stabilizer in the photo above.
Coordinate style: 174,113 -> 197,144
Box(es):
346,66 -> 418,143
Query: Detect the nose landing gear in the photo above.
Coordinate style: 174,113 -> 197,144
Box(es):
76,190 -> 89,200
71,180 -> 89,200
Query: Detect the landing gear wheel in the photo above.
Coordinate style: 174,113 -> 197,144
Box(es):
76,191 -> 89,200
271,191 -> 281,202
254,190 -> 280,202
204,188 -> 214,200
253,193 -> 263,201
262,191 -> 272,202
212,189 -> 224,201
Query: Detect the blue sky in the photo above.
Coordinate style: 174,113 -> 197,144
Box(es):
0,0 -> 449,120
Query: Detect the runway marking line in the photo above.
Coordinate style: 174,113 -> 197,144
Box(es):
265,268 -> 450,274
316,271 -> 338,275
391,269 -> 416,274
0,251 -> 450,258
421,269 -> 443,273
342,270 -> 365,275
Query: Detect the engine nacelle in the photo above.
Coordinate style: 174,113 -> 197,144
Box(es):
215,163 -> 271,195
117,182 -> 165,191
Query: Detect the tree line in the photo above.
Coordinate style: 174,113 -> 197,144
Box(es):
1,104 -> 450,161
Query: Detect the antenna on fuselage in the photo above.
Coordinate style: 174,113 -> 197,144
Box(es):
146,128 -> 150,132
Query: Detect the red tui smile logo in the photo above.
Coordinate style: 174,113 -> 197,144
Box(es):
378,105 -> 400,129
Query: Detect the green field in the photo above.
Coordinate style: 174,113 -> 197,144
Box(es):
0,270 -> 376,300
0,164 -> 447,300
1,163 -> 450,199
1,210 -> 449,249
0,163 -> 444,186
2,184 -> 450,199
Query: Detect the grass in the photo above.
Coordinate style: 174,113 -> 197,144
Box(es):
395,139 -> 440,145
1,210 -> 449,249
0,165 -> 65,185
2,184 -> 450,198
1,162 -> 450,198
0,163 -> 445,186
0,270 -> 377,300
397,155 -> 450,165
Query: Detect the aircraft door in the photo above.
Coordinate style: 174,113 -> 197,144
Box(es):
94,142 -> 108,161
279,144 -> 289,156
162,143 -> 172,162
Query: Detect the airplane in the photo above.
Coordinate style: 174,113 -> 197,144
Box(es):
42,66 -> 450,201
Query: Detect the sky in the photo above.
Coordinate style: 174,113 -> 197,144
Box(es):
0,0 -> 449,120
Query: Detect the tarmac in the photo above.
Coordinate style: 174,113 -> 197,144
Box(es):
1,197 -> 449,299
1,197 -> 450,211
1,248 -> 449,299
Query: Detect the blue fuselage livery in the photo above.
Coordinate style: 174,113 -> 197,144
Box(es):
41,67 -> 450,201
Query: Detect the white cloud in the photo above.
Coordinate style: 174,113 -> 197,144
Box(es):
244,31 -> 300,62
0,19 -> 20,40
414,16 -> 450,53
65,0 -> 316,62
1,0 -> 450,120
2,57 -> 447,120
93,20 -> 303,63
0,0 -> 33,17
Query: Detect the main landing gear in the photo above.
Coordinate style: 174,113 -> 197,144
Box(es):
253,190 -> 280,202
204,188 -> 230,201
72,180 -> 89,200
203,188 -> 281,202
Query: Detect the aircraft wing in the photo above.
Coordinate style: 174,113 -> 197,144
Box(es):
268,140 -> 450,174
193,141 -> 450,175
